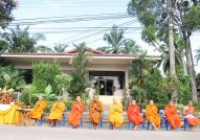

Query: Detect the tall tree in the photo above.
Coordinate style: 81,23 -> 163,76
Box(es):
0,0 -> 17,29
128,0 -> 199,102
4,26 -> 45,52
98,25 -> 125,54
174,0 -> 200,102
128,0 -> 178,101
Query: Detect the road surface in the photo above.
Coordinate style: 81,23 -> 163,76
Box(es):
0,125 -> 200,140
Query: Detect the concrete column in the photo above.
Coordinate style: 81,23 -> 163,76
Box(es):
125,70 -> 129,90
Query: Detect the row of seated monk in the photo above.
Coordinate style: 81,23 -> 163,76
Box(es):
27,95 -> 200,131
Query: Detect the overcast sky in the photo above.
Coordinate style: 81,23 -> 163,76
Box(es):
9,0 -> 200,72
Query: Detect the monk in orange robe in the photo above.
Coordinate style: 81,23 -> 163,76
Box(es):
28,96 -> 46,125
127,100 -> 143,130
109,97 -> 124,130
48,97 -> 65,127
164,101 -> 181,130
183,101 -> 200,131
67,96 -> 84,128
89,95 -> 103,129
145,100 -> 161,131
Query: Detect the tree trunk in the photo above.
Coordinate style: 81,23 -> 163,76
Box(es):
185,38 -> 198,103
168,0 -> 177,102
179,0 -> 198,103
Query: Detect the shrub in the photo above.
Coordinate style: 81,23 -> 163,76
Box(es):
145,69 -> 169,104
0,66 -> 26,91
175,67 -> 192,104
131,86 -> 147,103
68,73 -> 89,98
32,62 -> 61,93
65,100 -> 74,111
55,74 -> 72,95
45,101 -> 54,113
19,85 -> 37,106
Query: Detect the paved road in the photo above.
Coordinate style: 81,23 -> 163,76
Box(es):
0,125 -> 200,140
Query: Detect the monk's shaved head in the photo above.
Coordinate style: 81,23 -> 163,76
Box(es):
113,97 -> 117,103
132,100 -> 136,105
38,95 -> 43,100
56,96 -> 62,101
149,100 -> 154,105
188,100 -> 193,106
93,95 -> 99,101
76,96 -> 81,101
169,100 -> 173,105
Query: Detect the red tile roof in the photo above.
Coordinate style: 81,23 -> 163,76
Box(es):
1,48 -> 160,58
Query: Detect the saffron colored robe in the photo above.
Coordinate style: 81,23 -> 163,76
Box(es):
48,101 -> 65,121
164,104 -> 181,128
109,103 -> 124,129
145,105 -> 161,128
29,100 -> 46,120
127,104 -> 143,125
67,101 -> 84,127
184,106 -> 199,126
89,101 -> 103,124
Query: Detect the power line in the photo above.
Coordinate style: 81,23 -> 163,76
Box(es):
13,13 -> 128,21
47,18 -> 122,46
55,20 -> 138,45
9,15 -> 131,26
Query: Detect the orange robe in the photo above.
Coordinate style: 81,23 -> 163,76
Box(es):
67,101 -> 84,127
48,101 -> 65,121
89,101 -> 103,124
164,104 -> 181,128
109,103 -> 124,129
127,104 -> 143,125
184,106 -> 199,126
145,105 -> 160,128
29,100 -> 46,120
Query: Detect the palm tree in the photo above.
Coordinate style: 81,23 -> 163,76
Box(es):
5,26 -> 45,52
195,48 -> 200,64
0,32 -> 8,53
35,45 -> 53,52
129,51 -> 157,88
70,42 -> 91,75
0,0 -> 16,29
53,43 -> 68,52
97,25 -> 125,54
121,39 -> 141,54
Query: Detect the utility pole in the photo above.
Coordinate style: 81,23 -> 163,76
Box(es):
167,0 -> 177,102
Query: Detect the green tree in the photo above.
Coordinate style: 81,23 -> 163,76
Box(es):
53,43 -> 68,52
0,0 -> 17,28
145,69 -> 169,103
98,25 -> 125,54
129,52 -> 156,88
127,0 -> 199,102
32,62 -> 61,93
4,26 -> 45,52
68,42 -> 91,98
35,45 -> 53,52
121,39 -> 142,54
